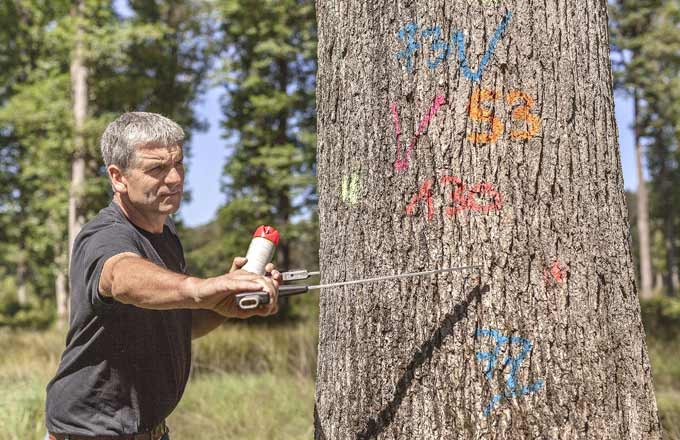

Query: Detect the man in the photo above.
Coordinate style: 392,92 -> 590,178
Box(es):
45,112 -> 280,440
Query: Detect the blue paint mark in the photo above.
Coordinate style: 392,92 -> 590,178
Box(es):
475,328 -> 544,416
395,22 -> 420,73
455,11 -> 512,82
395,12 -> 512,81
421,26 -> 450,70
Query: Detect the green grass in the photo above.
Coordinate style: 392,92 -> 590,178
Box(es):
0,303 -> 680,439
168,373 -> 314,440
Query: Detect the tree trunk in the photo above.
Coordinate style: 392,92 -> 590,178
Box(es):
633,91 -> 654,299
662,216 -> 679,294
314,1 -> 660,438
55,258 -> 68,329
65,0 -> 88,324
16,248 -> 27,305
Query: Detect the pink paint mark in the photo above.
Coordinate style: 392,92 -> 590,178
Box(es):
392,95 -> 446,172
544,261 -> 568,285
406,178 -> 434,221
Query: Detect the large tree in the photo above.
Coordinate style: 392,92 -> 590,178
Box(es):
314,0 -> 660,438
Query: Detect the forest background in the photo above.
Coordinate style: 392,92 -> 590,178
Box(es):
0,0 -> 679,438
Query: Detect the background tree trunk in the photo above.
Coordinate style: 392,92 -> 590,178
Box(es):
633,91 -> 654,299
314,1 -> 661,438
65,0 -> 88,324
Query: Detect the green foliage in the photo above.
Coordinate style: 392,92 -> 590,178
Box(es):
641,296 -> 680,341
214,0 -> 317,270
0,0 -> 212,316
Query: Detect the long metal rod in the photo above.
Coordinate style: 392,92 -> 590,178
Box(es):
306,265 -> 481,291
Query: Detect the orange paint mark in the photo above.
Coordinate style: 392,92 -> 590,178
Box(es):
506,91 -> 541,140
467,88 -> 503,144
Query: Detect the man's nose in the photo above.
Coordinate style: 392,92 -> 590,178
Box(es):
166,165 -> 183,185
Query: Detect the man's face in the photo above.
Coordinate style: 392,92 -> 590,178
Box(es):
122,142 -> 184,216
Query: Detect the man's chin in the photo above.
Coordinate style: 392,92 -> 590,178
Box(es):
158,199 -> 181,214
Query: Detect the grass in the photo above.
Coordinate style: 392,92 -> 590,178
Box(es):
0,318 -> 318,440
0,302 -> 679,439
168,373 -> 314,440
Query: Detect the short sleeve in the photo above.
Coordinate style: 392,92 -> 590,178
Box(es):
75,224 -> 142,312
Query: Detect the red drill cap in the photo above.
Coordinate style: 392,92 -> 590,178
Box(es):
253,225 -> 280,246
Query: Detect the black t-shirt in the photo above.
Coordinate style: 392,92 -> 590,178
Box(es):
45,201 -> 192,435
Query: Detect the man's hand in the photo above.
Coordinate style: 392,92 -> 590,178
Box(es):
190,257 -> 282,318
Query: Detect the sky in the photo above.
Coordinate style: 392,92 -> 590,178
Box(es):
177,89 -> 640,227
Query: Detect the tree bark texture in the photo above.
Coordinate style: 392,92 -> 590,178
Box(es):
314,1 -> 660,439
633,92 -> 654,299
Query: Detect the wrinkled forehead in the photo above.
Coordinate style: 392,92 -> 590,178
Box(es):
133,142 -> 183,161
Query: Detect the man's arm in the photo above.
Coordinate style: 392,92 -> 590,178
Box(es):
99,253 -> 280,317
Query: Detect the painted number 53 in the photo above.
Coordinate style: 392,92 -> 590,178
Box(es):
467,88 -> 541,144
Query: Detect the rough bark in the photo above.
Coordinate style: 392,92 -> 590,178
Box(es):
314,1 -> 660,439
65,0 -> 88,324
633,91 -> 654,299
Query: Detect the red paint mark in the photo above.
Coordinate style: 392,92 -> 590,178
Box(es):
440,175 -> 468,216
467,181 -> 503,214
406,178 -> 434,220
392,95 -> 446,171
406,175 -> 503,221
544,261 -> 568,285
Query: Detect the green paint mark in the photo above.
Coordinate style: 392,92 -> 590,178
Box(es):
341,173 -> 361,205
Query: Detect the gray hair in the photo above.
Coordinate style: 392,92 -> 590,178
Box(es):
100,112 -> 185,171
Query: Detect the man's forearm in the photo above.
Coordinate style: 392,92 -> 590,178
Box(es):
108,256 -> 202,310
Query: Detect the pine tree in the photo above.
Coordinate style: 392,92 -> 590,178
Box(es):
216,0 -> 317,270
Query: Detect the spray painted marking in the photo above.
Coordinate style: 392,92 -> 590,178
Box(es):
341,173 -> 361,205
406,178 -> 435,220
475,329 -> 544,416
391,95 -> 446,172
544,261 -> 568,285
395,11 -> 512,81
406,176 -> 503,221
455,12 -> 512,81
467,88 -> 541,144
395,22 -> 421,74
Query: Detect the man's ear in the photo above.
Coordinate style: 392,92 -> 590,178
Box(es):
108,165 -> 128,194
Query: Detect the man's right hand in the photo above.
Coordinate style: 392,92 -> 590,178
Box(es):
189,259 -> 279,318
